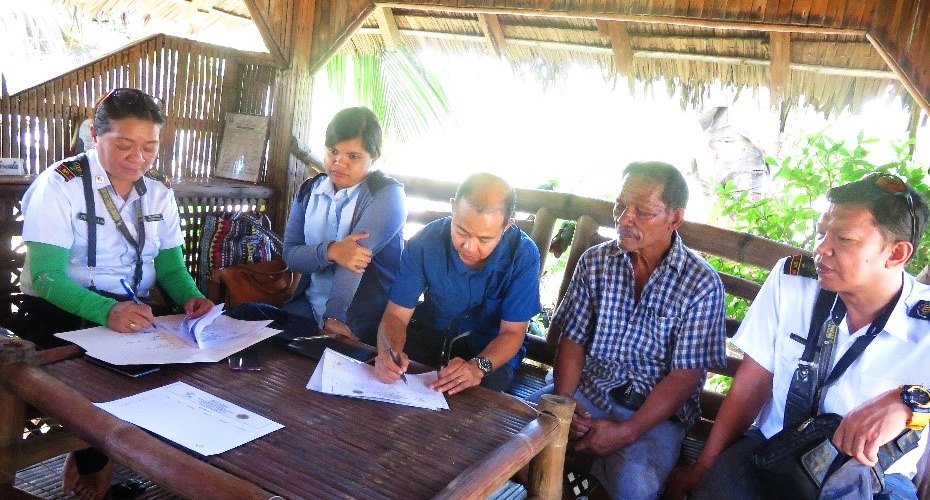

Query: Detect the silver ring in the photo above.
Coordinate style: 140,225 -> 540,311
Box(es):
457,377 -> 462,384
129,322 -> 137,329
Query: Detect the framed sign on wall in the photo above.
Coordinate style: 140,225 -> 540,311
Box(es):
0,158 -> 25,176
215,113 -> 270,183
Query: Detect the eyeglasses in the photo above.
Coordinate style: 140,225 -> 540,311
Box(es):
612,202 -> 667,222
95,88 -> 164,111
874,173 -> 918,246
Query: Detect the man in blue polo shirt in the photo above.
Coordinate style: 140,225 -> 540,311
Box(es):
373,172 -> 541,393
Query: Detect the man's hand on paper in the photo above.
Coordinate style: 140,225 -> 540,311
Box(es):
430,357 -> 480,395
374,347 -> 409,384
184,298 -> 215,319
106,301 -> 155,333
323,317 -> 358,342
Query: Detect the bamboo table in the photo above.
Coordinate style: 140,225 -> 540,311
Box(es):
0,338 -> 573,499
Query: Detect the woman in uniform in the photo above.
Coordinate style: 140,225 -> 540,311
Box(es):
17,87 -> 213,498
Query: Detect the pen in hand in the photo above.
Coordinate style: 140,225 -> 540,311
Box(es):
378,329 -> 407,384
119,279 -> 162,331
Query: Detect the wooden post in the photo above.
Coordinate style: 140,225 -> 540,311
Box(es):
527,394 -> 575,499
528,206 -> 556,276
0,338 -> 36,488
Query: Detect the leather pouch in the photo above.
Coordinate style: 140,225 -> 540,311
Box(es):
210,258 -> 300,308
801,437 -> 842,487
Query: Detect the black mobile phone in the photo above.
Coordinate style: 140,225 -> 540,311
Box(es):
85,356 -> 160,378
228,348 -> 262,371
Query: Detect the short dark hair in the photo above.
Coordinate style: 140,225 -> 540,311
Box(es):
94,88 -> 165,135
622,161 -> 689,209
827,173 -> 929,251
325,107 -> 383,159
454,172 -> 516,223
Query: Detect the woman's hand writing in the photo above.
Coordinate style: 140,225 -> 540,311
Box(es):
106,301 -> 155,333
327,233 -> 372,273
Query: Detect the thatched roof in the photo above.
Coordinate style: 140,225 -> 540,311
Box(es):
53,1 -> 906,115
345,8 -> 903,114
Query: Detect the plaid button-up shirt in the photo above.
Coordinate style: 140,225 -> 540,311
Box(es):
553,232 -> 727,427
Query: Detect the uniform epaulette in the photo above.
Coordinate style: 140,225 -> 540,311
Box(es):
782,254 -> 817,279
908,301 -> 930,321
54,160 -> 84,181
145,169 -> 170,188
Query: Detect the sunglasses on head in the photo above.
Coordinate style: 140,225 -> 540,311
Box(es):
873,173 -> 917,246
95,88 -> 164,111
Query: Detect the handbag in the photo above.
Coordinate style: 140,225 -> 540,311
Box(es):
209,258 -> 300,308
750,413 -> 845,499
197,210 -> 282,294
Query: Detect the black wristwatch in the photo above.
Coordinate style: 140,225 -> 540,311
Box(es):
472,356 -> 493,376
900,385 -> 930,430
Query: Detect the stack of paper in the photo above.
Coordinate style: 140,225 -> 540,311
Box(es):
56,304 -> 278,364
307,348 -> 449,411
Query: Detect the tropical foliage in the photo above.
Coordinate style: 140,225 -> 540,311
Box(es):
709,132 -> 930,320
323,48 -> 451,142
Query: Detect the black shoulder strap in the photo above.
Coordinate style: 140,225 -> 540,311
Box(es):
77,154 -> 96,270
364,170 -> 397,195
296,172 -> 327,204
784,288 -> 837,427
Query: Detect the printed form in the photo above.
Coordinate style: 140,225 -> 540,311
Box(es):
307,348 -> 449,411
96,381 -> 283,456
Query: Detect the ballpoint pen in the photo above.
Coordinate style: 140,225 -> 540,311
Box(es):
120,279 -> 163,330
378,329 -> 407,384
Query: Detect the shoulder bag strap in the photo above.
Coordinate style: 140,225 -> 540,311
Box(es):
784,288 -> 837,427
78,154 -> 97,273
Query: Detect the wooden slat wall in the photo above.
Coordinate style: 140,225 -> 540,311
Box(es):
0,34 -> 277,180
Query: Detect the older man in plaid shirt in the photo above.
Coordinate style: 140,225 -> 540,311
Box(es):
545,162 -> 727,499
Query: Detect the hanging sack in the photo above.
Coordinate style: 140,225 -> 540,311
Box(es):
209,259 -> 300,308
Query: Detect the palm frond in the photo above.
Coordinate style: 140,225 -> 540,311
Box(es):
321,46 -> 451,143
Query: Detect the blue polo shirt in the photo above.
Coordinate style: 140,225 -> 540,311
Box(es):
390,217 -> 541,367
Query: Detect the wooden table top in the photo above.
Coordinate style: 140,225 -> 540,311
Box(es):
38,340 -> 543,499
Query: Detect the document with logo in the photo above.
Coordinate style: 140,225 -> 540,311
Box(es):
306,348 -> 449,411
96,382 -> 283,456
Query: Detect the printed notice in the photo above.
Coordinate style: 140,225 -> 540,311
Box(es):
96,382 -> 283,455
215,113 -> 269,183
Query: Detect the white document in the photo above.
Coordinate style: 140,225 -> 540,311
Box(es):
307,348 -> 449,411
96,382 -> 283,456
177,303 -> 227,348
56,311 -> 277,365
